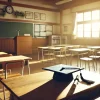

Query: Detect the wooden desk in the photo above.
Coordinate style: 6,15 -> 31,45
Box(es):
0,70 -> 100,100
38,47 -> 49,60
0,55 -> 32,79
87,46 -> 100,50
38,46 -> 63,60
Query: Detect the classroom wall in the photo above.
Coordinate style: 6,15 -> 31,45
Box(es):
0,2 -> 60,54
0,3 -> 60,37
62,1 -> 100,45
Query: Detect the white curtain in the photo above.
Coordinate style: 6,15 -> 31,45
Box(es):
73,13 -> 77,37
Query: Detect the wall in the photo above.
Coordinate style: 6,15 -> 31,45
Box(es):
62,1 -> 100,45
0,3 -> 60,37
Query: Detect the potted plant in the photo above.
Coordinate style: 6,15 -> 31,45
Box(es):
14,10 -> 25,17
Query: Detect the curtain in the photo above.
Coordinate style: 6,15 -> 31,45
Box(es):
73,13 -> 77,39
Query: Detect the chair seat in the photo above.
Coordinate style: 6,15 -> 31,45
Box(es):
89,55 -> 100,58
44,53 -> 54,56
80,57 -> 93,61
97,51 -> 100,54
65,54 -> 72,57
56,55 -> 66,57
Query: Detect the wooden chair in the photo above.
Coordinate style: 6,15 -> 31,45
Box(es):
55,47 -> 71,64
80,51 -> 95,71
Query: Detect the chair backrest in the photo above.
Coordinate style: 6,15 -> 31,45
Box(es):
58,47 -> 66,55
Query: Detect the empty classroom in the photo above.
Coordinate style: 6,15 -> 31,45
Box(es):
0,0 -> 100,100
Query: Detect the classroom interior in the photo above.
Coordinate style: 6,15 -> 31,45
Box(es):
0,0 -> 100,100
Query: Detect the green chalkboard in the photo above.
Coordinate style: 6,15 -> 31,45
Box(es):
0,21 -> 33,37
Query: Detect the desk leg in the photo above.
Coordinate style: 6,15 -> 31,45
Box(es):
27,60 -> 30,74
5,64 -> 7,79
21,61 -> 25,76
42,49 -> 44,61
38,49 -> 40,60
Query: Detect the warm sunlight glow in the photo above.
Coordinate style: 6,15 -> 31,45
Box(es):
77,13 -> 83,22
92,10 -> 100,20
84,24 -> 91,37
92,22 -> 100,37
77,24 -> 83,37
84,11 -> 91,21
76,10 -> 100,38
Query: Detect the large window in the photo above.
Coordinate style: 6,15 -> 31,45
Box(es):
76,9 -> 100,38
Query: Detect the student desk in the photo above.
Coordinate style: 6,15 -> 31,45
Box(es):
0,70 -> 100,100
38,46 -> 63,61
0,55 -> 32,79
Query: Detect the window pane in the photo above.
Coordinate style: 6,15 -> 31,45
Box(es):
77,31 -> 83,37
77,13 -> 83,22
92,32 -> 99,37
92,22 -> 100,37
77,24 -> 83,37
40,32 -> 46,36
84,23 -> 91,31
92,22 -> 100,31
77,24 -> 83,31
84,32 -> 91,37
92,10 -> 99,20
84,11 -> 91,21
84,24 -> 91,37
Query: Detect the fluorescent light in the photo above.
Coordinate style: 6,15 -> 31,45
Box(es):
56,0 -> 72,5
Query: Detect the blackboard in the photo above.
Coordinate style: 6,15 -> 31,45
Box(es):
0,21 -> 33,37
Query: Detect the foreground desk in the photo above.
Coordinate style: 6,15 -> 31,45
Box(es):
0,69 -> 100,100
0,55 -> 32,79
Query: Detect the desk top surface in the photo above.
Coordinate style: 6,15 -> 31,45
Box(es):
69,48 -> 90,52
0,55 -> 32,63
0,52 -> 7,55
1,69 -> 100,100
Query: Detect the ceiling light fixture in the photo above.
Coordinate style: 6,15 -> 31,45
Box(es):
56,0 -> 72,5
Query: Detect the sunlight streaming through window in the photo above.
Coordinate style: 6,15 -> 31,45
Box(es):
92,10 -> 100,20
76,9 -> 100,38
84,11 -> 91,21
77,13 -> 83,22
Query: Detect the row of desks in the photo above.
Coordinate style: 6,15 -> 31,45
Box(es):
38,45 -> 100,62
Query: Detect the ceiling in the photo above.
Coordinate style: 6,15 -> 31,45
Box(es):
2,0 -> 100,10
12,0 -> 72,7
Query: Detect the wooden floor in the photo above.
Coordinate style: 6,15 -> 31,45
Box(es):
0,54 -> 100,100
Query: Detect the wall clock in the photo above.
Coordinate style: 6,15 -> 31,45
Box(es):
5,5 -> 14,14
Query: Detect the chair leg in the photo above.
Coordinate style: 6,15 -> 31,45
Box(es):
80,59 -> 81,68
88,61 -> 90,71
85,61 -> 86,69
3,85 -> 6,100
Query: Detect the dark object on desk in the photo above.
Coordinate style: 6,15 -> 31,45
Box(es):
43,64 -> 84,82
80,73 -> 95,85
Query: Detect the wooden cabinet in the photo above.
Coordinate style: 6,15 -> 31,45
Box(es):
15,36 -> 32,55
47,35 -> 61,46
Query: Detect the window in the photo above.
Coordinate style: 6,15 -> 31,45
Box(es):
76,9 -> 100,38
34,24 -> 53,37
